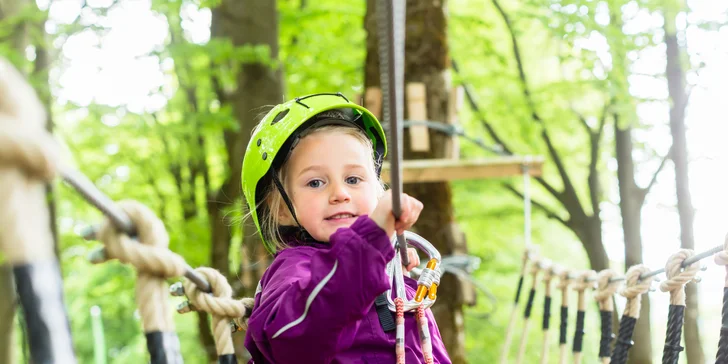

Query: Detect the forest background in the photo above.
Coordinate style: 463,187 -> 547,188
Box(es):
1,0 -> 727,363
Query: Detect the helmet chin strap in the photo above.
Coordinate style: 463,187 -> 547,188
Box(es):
271,170 -> 315,241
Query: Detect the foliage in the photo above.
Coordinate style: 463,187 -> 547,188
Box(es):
1,0 -> 720,362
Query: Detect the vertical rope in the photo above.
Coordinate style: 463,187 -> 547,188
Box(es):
714,234 -> 728,363
0,57 -> 76,364
659,249 -> 699,364
610,265 -> 653,364
557,269 -> 572,364
594,269 -> 621,363
500,250 -> 532,364
516,260 -> 542,364
416,305 -> 434,364
540,267 -> 555,364
571,270 -> 596,364
395,297 -> 405,364
97,201 -> 186,364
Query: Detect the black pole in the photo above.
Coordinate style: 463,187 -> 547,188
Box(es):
598,310 -> 614,359
145,331 -> 184,364
559,306 -> 569,347
572,310 -> 585,354
610,315 -> 637,364
14,260 -> 76,364
661,305 -> 685,364
716,287 -> 728,363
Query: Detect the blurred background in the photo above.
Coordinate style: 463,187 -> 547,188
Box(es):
1,0 -> 726,363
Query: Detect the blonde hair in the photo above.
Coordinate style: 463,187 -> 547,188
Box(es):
254,123 -> 385,252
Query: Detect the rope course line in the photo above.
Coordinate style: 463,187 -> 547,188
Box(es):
376,0 -> 409,269
659,250 -> 699,364
539,265 -> 555,364
610,265 -> 653,364
515,258 -> 542,364
594,269 -> 620,364
556,268 -> 572,364
571,270 -> 596,364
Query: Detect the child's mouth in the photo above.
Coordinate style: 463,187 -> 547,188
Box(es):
326,213 -> 356,221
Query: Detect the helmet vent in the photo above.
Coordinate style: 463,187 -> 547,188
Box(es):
271,109 -> 289,125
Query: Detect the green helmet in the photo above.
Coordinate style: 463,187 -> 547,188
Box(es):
242,92 -> 387,253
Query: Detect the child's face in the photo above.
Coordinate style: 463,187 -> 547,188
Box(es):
281,129 -> 380,242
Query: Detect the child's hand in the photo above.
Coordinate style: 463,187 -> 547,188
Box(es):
404,247 -> 420,272
370,190 -> 424,237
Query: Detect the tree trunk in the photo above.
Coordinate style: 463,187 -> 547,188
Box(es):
615,121 -> 653,364
211,0 -> 283,359
364,1 -> 467,362
664,9 -> 703,364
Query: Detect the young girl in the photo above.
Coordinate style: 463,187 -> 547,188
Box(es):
241,93 -> 451,363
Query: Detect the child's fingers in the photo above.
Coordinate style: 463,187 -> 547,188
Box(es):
407,248 -> 420,271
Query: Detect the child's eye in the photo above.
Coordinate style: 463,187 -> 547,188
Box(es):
346,176 -> 361,185
307,179 -> 323,188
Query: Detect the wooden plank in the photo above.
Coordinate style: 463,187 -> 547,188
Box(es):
445,86 -> 463,159
364,87 -> 382,119
406,83 -> 430,152
380,156 -> 544,183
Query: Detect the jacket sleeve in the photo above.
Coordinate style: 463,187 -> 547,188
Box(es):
251,215 -> 395,362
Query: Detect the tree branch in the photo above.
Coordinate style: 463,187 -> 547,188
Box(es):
503,183 -> 569,228
587,101 -> 613,216
454,59 -> 567,210
452,60 -> 513,155
490,0 -> 587,221
639,147 -> 673,199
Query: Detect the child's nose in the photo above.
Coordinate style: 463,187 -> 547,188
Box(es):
329,181 -> 351,203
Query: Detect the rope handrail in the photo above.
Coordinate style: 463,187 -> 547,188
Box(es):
59,165 -> 213,293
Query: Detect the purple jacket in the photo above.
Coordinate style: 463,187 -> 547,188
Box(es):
244,215 -> 451,363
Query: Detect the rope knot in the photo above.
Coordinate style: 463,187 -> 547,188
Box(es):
620,265 -> 653,318
659,249 -> 699,306
594,269 -> 621,311
714,233 -> 728,266
97,200 -> 187,278
0,58 -> 59,181
572,270 -> 596,292
556,268 -> 571,290
183,267 -> 249,356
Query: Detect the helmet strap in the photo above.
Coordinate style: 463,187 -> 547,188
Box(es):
271,169 -> 305,231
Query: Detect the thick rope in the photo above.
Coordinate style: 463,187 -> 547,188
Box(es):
0,58 -> 59,265
611,265 -> 653,364
556,269 -> 571,364
500,249 -> 531,364
395,297 -> 405,364
516,259 -> 541,364
97,201 -> 185,333
714,234 -> 728,363
659,250 -> 699,364
182,267 -> 249,357
594,269 -> 620,363
416,305 -> 434,364
0,57 -> 77,364
662,251 -> 698,364
660,249 -> 699,306
620,265 -> 653,319
540,266 -> 555,364
571,270 -> 596,364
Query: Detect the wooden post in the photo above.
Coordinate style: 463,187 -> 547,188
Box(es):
406,83 -> 430,152
364,87 -> 382,120
446,86 -> 463,160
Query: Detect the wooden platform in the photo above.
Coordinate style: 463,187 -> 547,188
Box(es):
380,156 -> 544,183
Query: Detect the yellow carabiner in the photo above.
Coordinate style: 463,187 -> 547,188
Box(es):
415,259 -> 438,302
